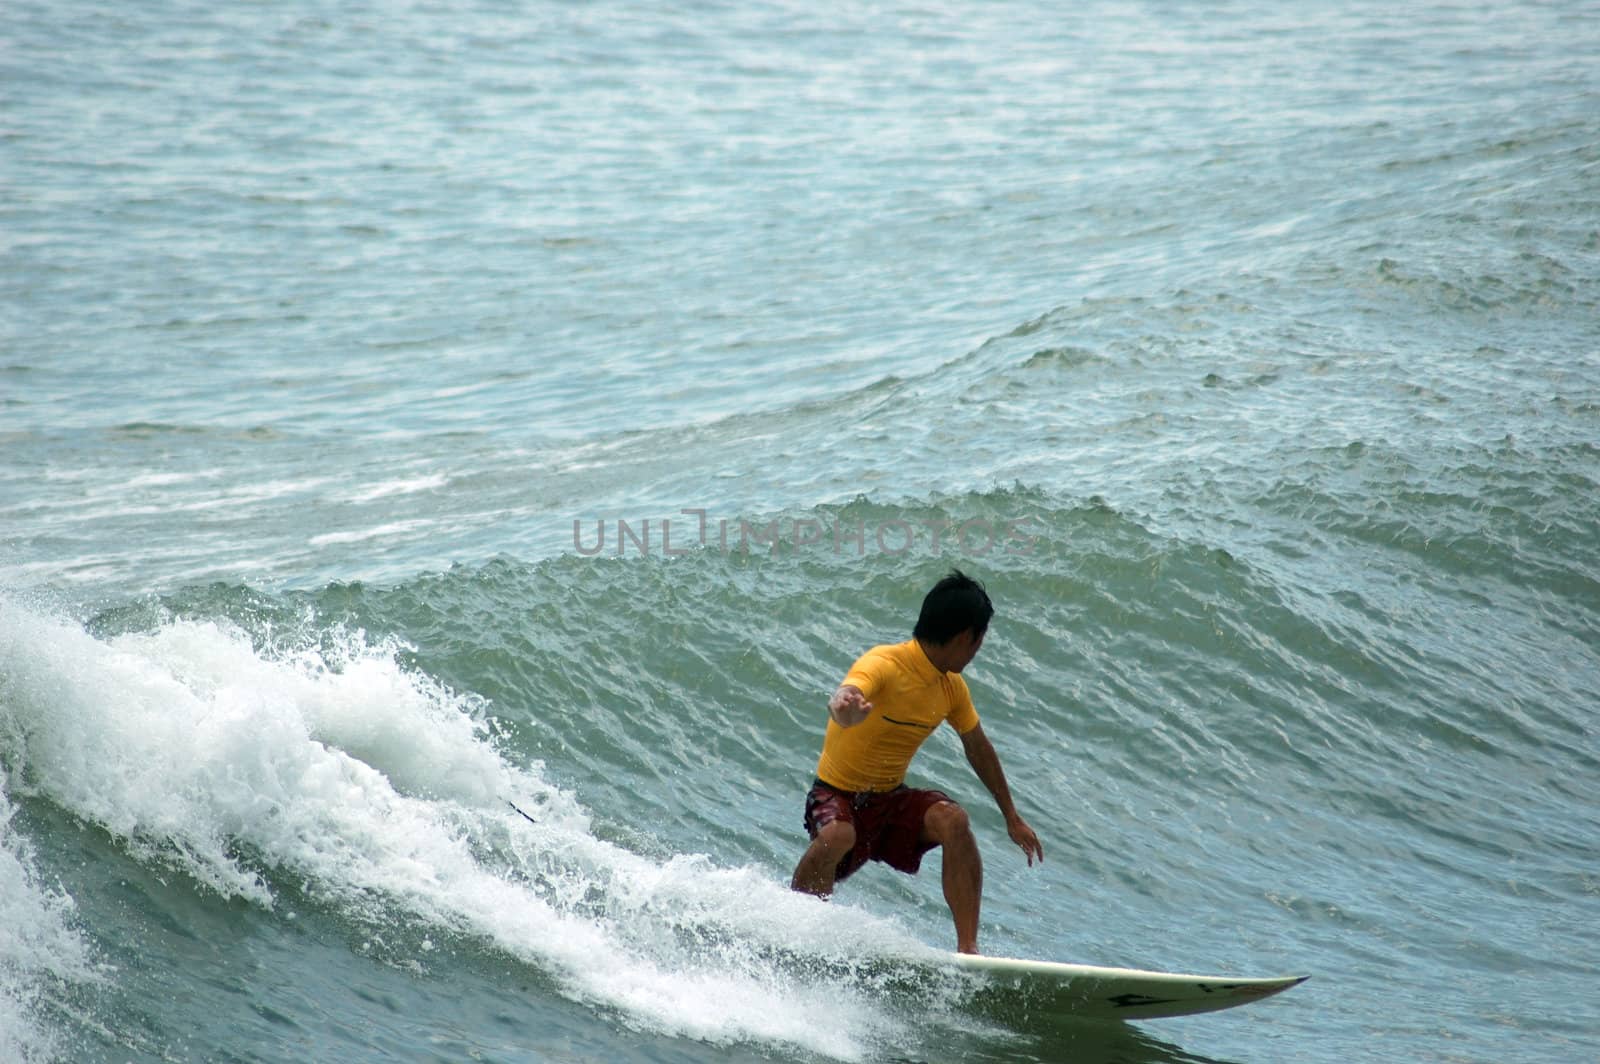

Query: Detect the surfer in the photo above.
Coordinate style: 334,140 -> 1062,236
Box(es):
790,569 -> 1043,954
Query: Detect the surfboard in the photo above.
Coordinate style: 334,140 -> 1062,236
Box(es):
928,954 -> 1309,1022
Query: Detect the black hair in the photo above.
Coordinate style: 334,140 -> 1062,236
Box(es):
912,569 -> 994,645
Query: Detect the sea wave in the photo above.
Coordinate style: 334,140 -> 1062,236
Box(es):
0,596 -> 988,1061
0,788 -> 98,1064
5,457 -> 1597,1057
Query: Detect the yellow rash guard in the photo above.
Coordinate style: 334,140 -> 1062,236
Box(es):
814,639 -> 980,792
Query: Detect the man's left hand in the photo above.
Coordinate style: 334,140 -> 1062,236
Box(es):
1006,816 -> 1044,866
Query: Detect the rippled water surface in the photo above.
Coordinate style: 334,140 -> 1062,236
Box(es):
3,1 -> 1598,1062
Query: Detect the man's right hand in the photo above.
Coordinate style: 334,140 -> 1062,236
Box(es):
827,685 -> 873,727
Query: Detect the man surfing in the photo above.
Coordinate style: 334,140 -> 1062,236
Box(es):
790,569 -> 1044,954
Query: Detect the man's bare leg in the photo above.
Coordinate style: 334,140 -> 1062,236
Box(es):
922,801 -> 982,953
791,820 -> 856,896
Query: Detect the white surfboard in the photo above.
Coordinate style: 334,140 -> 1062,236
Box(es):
931,954 -> 1308,1022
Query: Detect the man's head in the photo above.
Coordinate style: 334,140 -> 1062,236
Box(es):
913,569 -> 993,672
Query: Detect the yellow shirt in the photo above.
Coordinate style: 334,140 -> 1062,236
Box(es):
814,639 -> 981,792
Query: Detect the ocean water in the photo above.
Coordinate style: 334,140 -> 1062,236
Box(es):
3,1 -> 1598,1061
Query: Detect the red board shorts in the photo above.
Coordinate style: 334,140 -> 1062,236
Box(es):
803,777 -> 955,883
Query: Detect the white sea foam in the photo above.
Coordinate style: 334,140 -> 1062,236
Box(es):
345,474 -> 450,504
308,520 -> 436,546
0,599 -> 940,1060
0,788 -> 98,1064
119,469 -> 225,490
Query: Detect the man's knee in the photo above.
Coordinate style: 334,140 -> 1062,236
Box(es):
813,818 -> 857,855
922,801 -> 971,844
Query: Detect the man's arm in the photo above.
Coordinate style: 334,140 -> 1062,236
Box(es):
959,723 -> 1044,865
